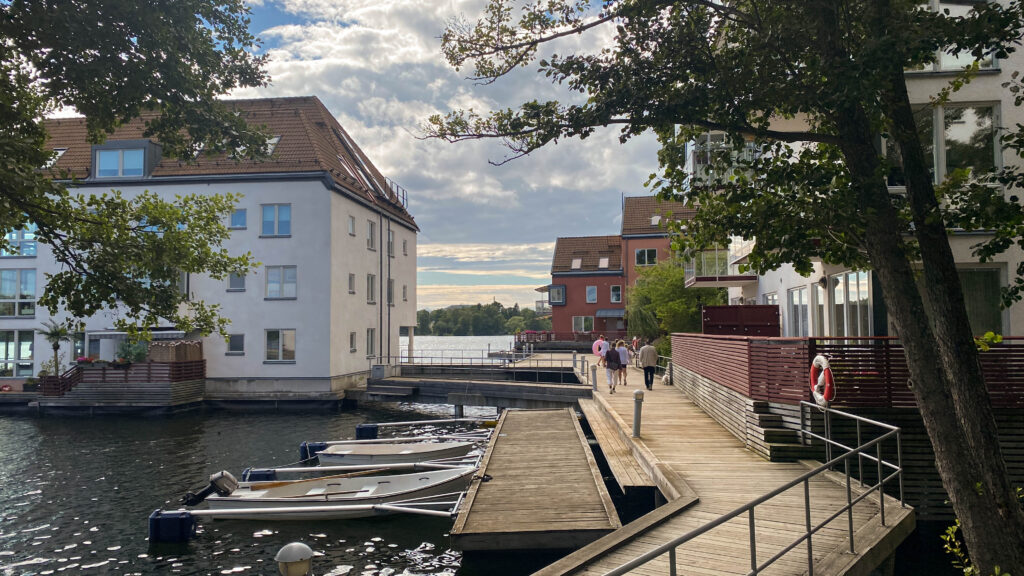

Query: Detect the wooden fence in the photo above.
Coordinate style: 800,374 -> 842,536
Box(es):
672,333 -> 1024,409
40,360 -> 206,397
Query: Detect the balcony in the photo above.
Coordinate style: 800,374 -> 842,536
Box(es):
684,246 -> 759,288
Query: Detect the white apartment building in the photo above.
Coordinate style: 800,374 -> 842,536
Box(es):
1,96 -> 416,398
684,2 -> 1024,339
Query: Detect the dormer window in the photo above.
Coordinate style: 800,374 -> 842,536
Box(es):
651,215 -> 661,226
97,148 -> 144,177
266,136 -> 281,155
45,148 -> 67,169
571,258 -> 582,270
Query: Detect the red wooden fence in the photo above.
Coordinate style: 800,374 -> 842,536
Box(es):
672,333 -> 1024,409
40,360 -> 207,397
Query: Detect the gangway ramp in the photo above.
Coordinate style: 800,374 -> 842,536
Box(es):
578,399 -> 656,495
452,408 -> 621,551
534,363 -> 914,576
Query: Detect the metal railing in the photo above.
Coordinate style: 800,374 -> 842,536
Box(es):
370,352 -> 592,386
602,403 -> 904,576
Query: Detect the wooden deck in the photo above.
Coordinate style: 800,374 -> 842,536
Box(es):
538,358 -> 914,576
451,408 -> 621,551
578,398 -> 655,494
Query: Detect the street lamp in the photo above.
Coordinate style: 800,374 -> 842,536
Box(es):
275,542 -> 314,576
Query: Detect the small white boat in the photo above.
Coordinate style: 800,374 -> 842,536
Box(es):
316,441 -> 476,465
204,467 -> 476,520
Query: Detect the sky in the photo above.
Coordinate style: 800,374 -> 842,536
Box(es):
236,0 -> 662,310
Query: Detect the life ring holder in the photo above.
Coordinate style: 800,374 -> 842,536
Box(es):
809,355 -> 836,408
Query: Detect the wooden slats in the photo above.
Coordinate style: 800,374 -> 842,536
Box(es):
578,399 -> 655,492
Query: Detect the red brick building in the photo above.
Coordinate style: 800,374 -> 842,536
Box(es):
544,196 -> 694,340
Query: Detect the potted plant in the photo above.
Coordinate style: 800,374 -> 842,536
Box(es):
76,356 -> 93,366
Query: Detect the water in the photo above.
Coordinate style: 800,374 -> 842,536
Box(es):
400,336 -> 516,362
0,403 -> 495,576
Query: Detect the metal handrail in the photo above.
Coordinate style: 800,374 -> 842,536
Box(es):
601,404 -> 904,576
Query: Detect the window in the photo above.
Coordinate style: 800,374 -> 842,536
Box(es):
96,148 -> 144,178
787,287 -> 809,337
366,327 -> 376,358
265,136 -> 281,155
45,148 -> 66,168
598,257 -> 609,269
610,285 -> 622,303
0,269 -> 35,317
265,329 -> 295,362
549,285 -> 566,305
348,273 -> 356,294
367,220 -> 377,250
229,209 -> 247,229
227,334 -> 244,355
892,104 -> 998,185
958,268 -> 1003,335
0,330 -> 33,377
367,274 -> 376,303
387,230 -> 395,257
350,331 -> 357,353
403,239 -> 408,256
265,266 -> 297,299
348,215 -> 356,236
403,284 -> 408,301
586,285 -> 598,303
3,224 -> 37,257
921,1 -> 997,71
813,284 -> 826,336
830,271 -> 871,337
572,316 -> 594,332
571,258 -> 582,270
636,248 -> 657,267
387,278 -> 395,306
763,292 -> 779,306
73,332 -> 85,360
651,215 -> 661,226
228,272 -> 246,291
261,204 -> 291,236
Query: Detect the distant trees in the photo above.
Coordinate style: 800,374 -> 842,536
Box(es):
416,302 -> 552,336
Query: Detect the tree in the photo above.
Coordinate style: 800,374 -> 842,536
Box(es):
1,0 -> 269,336
37,319 -> 72,374
627,259 -> 725,343
430,0 -> 1024,571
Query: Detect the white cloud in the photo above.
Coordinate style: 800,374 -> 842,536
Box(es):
417,284 -> 545,309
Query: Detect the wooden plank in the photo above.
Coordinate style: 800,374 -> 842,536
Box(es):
578,399 -> 655,491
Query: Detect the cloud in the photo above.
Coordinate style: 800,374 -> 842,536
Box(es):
417,284 -> 545,310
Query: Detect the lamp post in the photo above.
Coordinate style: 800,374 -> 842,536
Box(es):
275,542 -> 314,576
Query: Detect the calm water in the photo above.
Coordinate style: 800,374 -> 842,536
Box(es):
0,402 -> 498,576
400,336 -> 515,361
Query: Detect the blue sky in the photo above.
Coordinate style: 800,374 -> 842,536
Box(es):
239,0 -> 660,309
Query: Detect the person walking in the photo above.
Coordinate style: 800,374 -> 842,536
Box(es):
615,339 -> 632,387
631,335 -> 640,366
639,339 -> 658,390
593,334 -> 609,368
604,340 -> 621,393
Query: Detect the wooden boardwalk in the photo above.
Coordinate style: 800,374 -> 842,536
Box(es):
539,357 -> 914,576
452,408 -> 621,551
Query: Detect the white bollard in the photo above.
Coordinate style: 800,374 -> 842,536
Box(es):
633,389 -> 644,438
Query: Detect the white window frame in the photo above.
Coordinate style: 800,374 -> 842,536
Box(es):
387,278 -> 395,307
366,327 -> 376,358
350,331 -> 357,353
387,229 -> 395,257
0,329 -> 33,377
762,292 -> 778,306
572,316 -> 594,332
829,271 -> 872,337
228,272 -> 246,292
265,265 -> 297,299
226,334 -> 245,355
571,258 -> 582,270
2,224 -> 38,257
367,220 -> 377,250
907,1 -> 999,73
261,204 -> 292,237
264,329 -> 295,363
348,273 -> 356,294
586,285 -> 598,304
610,285 -> 622,303
96,148 -> 145,178
229,209 -> 247,229
348,215 -> 356,236
787,286 -> 809,337
0,269 -> 35,318
367,274 -> 376,304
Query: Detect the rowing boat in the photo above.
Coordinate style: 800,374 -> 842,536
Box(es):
315,440 -> 476,465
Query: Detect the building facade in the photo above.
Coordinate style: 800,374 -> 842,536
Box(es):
1,96 -> 416,397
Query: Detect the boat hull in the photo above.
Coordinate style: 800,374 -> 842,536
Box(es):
315,441 -> 476,466
204,468 -> 475,521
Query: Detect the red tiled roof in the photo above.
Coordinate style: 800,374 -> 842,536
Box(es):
552,235 -> 623,274
41,96 -> 416,229
621,196 -> 694,236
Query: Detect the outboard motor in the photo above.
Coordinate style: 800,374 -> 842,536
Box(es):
181,471 -> 239,506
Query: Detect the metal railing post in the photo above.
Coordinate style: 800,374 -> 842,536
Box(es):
856,419 -> 863,486
845,458 -> 855,554
877,442 -> 886,526
805,479 -> 814,576
669,548 -> 677,576
748,508 -> 758,575
824,409 -> 832,464
897,431 -> 905,506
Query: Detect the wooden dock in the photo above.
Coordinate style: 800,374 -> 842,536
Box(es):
538,358 -> 914,576
451,408 -> 621,551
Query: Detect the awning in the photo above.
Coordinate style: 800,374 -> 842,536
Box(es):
595,309 -> 626,318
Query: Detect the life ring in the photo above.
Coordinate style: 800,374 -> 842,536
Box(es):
809,355 -> 836,407
592,340 -> 602,356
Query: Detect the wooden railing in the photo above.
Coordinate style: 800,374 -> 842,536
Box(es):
39,360 -> 206,397
672,333 -> 1024,409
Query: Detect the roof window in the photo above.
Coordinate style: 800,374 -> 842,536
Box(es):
97,148 -> 144,177
571,258 -> 582,270
265,136 -> 281,155
651,215 -> 662,226
45,148 -> 67,168
598,257 -> 609,269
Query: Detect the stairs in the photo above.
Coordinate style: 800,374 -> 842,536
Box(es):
746,401 -> 823,462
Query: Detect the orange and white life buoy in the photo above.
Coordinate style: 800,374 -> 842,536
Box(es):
809,355 -> 836,407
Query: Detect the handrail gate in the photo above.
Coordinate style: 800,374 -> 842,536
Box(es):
601,403 -> 904,576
